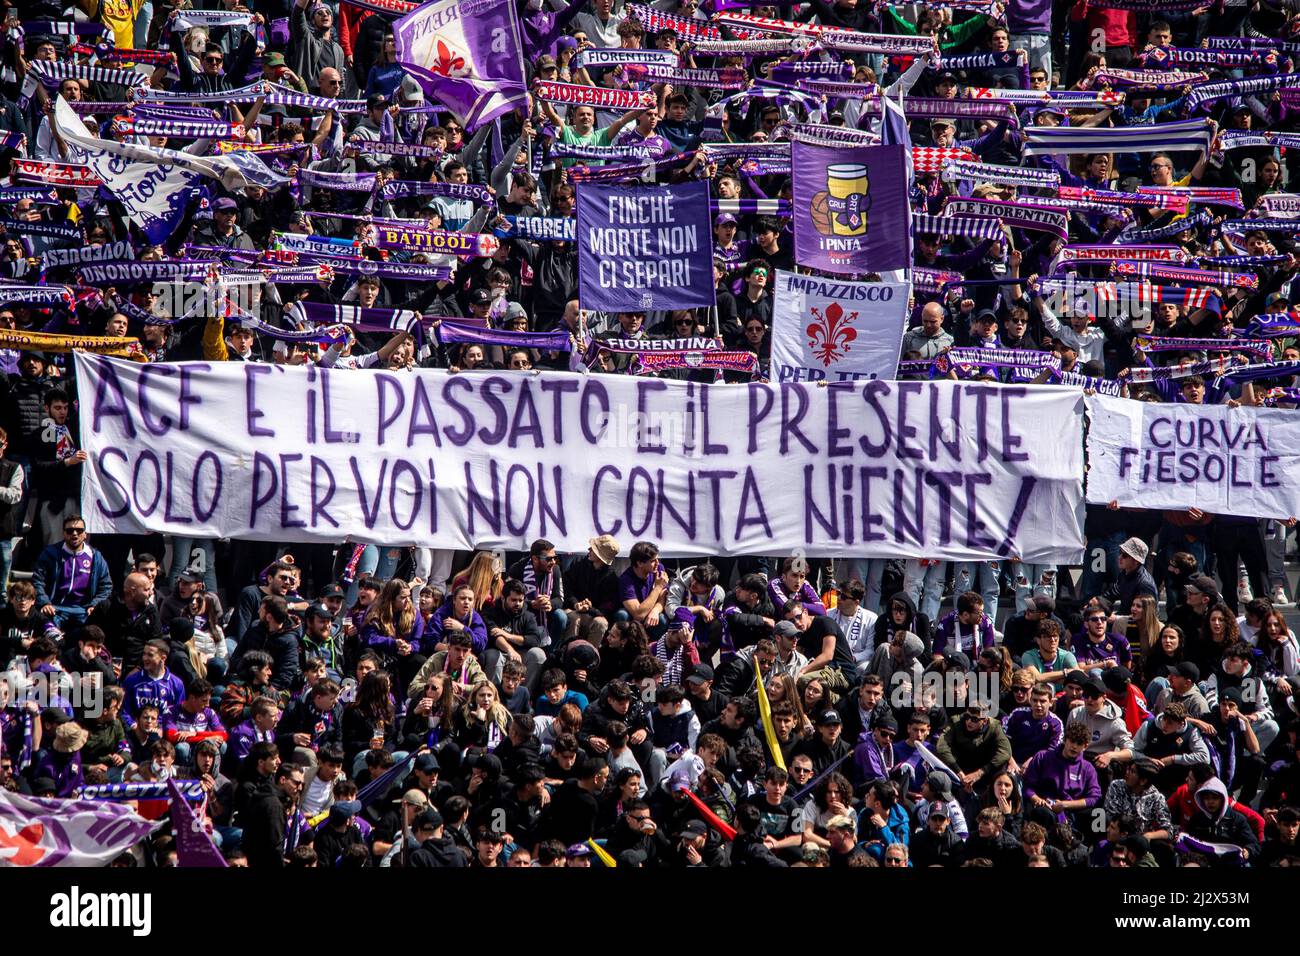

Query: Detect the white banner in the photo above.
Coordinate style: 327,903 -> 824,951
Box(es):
770,271 -> 907,384
75,355 -> 1085,562
1085,393 -> 1300,518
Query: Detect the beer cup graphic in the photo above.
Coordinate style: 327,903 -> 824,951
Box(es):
824,163 -> 869,237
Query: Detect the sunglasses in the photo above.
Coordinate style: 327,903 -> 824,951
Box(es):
64,528 -> 86,535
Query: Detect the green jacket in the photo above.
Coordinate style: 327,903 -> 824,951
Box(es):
935,719 -> 1012,779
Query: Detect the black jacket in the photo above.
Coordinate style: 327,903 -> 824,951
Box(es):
536,779 -> 599,846
234,775 -> 286,869
873,592 -> 932,652
409,834 -> 467,867
87,598 -> 163,672
233,622 -> 303,691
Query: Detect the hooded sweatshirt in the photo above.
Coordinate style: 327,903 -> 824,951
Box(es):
1066,699 -> 1135,757
1185,776 -> 1260,861
873,592 -> 931,655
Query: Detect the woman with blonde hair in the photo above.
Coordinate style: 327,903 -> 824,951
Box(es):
451,551 -> 504,611
1121,594 -> 1162,675
451,679 -> 511,751
761,673 -> 813,737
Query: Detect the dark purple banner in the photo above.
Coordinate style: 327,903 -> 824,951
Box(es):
792,141 -> 910,276
576,180 -> 716,313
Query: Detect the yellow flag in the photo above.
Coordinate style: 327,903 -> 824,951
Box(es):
587,838 -> 617,868
753,661 -> 786,771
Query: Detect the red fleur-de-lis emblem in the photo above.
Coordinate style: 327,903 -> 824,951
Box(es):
429,40 -> 466,77
805,302 -> 858,366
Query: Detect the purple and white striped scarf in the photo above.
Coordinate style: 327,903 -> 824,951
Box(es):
1199,254 -> 1290,269
263,83 -> 367,114
114,117 -> 245,139
780,123 -> 877,146
1215,360 -> 1300,385
169,10 -> 254,32
627,3 -> 724,40
351,140 -> 443,159
770,59 -> 854,78
28,60 -> 146,88
1222,130 -> 1300,152
1185,73 -> 1300,113
0,219 -> 81,242
131,103 -> 221,122
713,199 -> 790,216
1055,370 -> 1123,396
284,250 -> 453,282
914,212 -> 1003,241
299,168 -> 377,193
79,261 -> 216,285
627,65 -> 748,90
1025,195 -> 1131,219
571,48 -> 678,70
42,240 -> 134,269
790,79 -> 882,101
380,180 -> 492,203
941,51 -> 1026,72
1138,186 -> 1244,211
1140,47 -> 1279,70
1126,358 -> 1236,383
1133,335 -> 1272,362
18,21 -> 110,38
285,300 -> 420,333
567,152 -> 697,183
133,81 -> 267,104
1113,261 -> 1257,290
436,320 -> 572,352
1118,210 -> 1213,243
551,141 -> 666,162
1219,218 -> 1300,234
815,31 -> 938,56
533,81 -> 655,111
912,267 -> 964,293
1090,68 -> 1208,89
690,37 -> 809,56
942,159 -> 1059,189
944,198 -> 1068,239
0,187 -> 60,206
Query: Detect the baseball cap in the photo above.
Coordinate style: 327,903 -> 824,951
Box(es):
177,564 -> 205,583
1063,669 -> 1091,688
1221,687 -> 1246,706
972,308 -> 998,325
714,212 -> 737,226
679,819 -> 709,839
329,799 -> 362,821
304,603 -> 332,620
773,620 -> 799,639
319,583 -> 345,600
686,664 -> 714,684
468,287 -> 492,306
264,52 -> 286,68
414,752 -> 441,773
213,197 -> 238,213
1267,291 -> 1289,306
1167,661 -> 1201,682
413,808 -> 444,830
565,843 -> 592,858
1103,666 -> 1133,696
1185,574 -> 1220,598
399,789 -> 429,808
1053,327 -> 1082,353
935,70 -> 958,83
816,710 -> 843,726
927,800 -> 950,819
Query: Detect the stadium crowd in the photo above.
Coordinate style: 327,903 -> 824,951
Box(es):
0,0 -> 1299,868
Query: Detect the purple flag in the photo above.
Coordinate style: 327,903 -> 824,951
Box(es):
792,141 -> 910,275
576,180 -> 716,313
394,0 -> 528,131
0,788 -> 155,867
167,778 -> 226,868
436,320 -> 573,352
